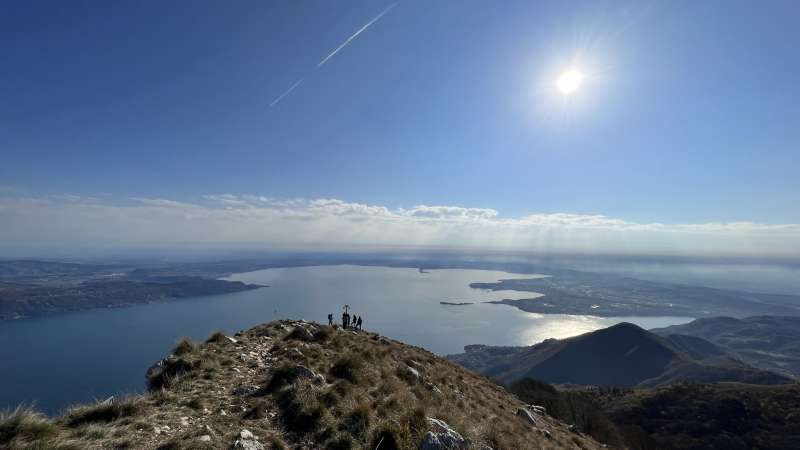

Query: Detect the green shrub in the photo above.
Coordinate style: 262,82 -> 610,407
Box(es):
370,423 -> 407,450
324,434 -> 354,450
276,385 -> 325,434
314,326 -> 333,342
265,365 -> 299,393
330,355 -> 362,383
342,404 -> 371,440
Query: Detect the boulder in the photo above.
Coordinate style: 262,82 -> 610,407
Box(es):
420,418 -> 471,449
233,429 -> 264,450
233,439 -> 264,450
426,382 -> 443,395
239,430 -> 254,440
516,408 -> 537,425
400,364 -> 422,383
293,365 -> 326,385
287,326 -> 314,342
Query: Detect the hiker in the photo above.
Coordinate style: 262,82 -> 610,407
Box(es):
342,311 -> 348,329
328,313 -> 333,326
357,315 -> 363,330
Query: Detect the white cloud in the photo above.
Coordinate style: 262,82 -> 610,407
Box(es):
401,205 -> 499,220
0,193 -> 798,256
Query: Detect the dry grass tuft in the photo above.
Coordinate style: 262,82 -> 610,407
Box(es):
171,337 -> 197,356
330,355 -> 363,384
0,406 -> 59,445
204,330 -> 227,344
64,397 -> 142,427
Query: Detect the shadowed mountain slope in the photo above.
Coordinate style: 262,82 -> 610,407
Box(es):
448,323 -> 792,387
652,315 -> 800,378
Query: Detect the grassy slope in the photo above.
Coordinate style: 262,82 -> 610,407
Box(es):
595,382 -> 800,450
0,321 -> 603,450
508,378 -> 800,450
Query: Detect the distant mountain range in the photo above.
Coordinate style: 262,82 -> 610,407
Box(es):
652,315 -> 800,378
448,322 -> 793,387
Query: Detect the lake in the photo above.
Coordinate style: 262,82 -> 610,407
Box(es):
0,265 -> 691,414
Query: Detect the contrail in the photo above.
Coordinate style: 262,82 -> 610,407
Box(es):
270,78 -> 304,107
317,2 -> 398,68
270,3 -> 397,107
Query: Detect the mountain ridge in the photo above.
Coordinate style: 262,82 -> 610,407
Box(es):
0,320 -> 603,450
448,322 -> 792,387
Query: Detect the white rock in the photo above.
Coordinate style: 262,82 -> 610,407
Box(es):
153,425 -> 171,435
293,365 -> 326,384
239,429 -> 255,440
198,435 -> 212,442
226,336 -> 238,344
422,418 -> 471,449
233,439 -> 265,450
516,408 -> 537,425
426,382 -> 443,395
401,364 -> 421,382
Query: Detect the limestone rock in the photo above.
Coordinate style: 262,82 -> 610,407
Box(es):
233,429 -> 264,450
294,365 -> 326,384
516,408 -> 537,425
421,418 -> 471,449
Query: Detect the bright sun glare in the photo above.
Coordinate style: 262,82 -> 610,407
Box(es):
556,69 -> 584,95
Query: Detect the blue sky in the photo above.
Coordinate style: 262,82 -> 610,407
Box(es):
2,1 -> 799,254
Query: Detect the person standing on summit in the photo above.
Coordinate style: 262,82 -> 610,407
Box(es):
342,305 -> 351,329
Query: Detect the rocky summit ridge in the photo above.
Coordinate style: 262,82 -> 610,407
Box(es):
0,320 -> 603,450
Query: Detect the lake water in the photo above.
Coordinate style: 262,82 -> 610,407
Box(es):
0,265 -> 691,415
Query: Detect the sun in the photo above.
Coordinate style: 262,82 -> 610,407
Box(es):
556,69 -> 584,95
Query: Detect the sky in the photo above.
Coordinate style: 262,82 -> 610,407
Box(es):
1,0 -> 799,256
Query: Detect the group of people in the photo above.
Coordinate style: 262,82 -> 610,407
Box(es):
327,306 -> 363,330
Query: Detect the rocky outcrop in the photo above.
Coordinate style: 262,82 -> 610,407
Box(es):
233,429 -> 264,450
421,418 -> 472,450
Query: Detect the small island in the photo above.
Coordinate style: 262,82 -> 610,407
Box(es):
440,301 -> 474,306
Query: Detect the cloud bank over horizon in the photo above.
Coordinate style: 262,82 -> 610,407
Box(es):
1,193 -> 799,257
